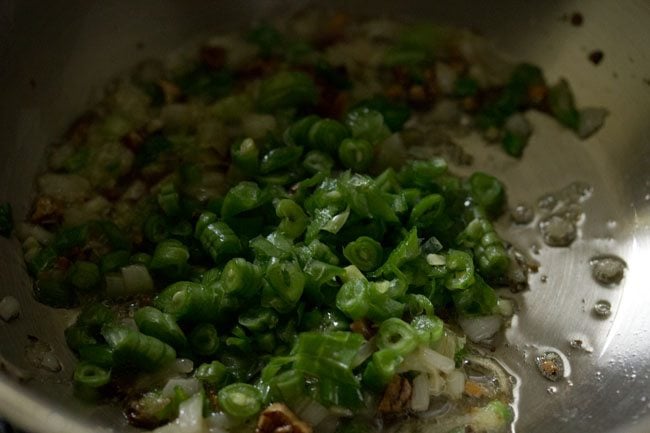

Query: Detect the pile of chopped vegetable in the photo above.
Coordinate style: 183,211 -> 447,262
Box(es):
5,11 -> 608,433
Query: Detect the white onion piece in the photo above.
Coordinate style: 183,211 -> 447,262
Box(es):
433,329 -> 465,359
39,351 -> 62,372
435,62 -> 457,94
197,119 -> 229,155
15,223 -> 54,244
426,253 -> 446,266
497,298 -> 515,317
0,296 -> 20,322
241,113 -> 277,139
428,369 -> 444,396
296,398 -> 330,427
48,142 -> 76,171
153,393 -> 206,433
373,133 -> 408,170
121,264 -> 154,295
206,412 -> 233,433
122,180 -> 147,201
37,173 -> 91,202
351,339 -> 376,368
419,347 -> 456,374
445,369 -> 466,400
120,318 -> 138,330
64,196 -> 111,226
458,315 -> 502,343
204,35 -> 257,69
162,378 -> 202,399
175,358 -> 194,374
577,107 -> 608,139
104,273 -> 126,299
161,104 -> 202,130
410,374 -> 430,412
504,113 -> 531,137
398,347 -> 454,375
429,99 -> 460,123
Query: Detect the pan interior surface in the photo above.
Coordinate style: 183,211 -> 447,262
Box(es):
0,1 -> 649,432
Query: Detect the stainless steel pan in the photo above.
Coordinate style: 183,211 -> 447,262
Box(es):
1,1 -> 649,432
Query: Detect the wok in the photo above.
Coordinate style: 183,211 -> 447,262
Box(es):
0,1 -> 649,432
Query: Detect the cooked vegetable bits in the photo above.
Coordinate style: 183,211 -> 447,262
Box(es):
14,11 -> 605,433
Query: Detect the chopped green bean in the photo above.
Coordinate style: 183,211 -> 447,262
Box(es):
338,138 -> 374,172
343,236 -> 383,272
102,324 -> 176,371
218,383 -> 263,419
134,306 -> 188,350
189,323 -> 220,356
308,119 -> 350,155
194,360 -> 227,385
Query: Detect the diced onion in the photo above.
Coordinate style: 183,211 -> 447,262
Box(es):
420,347 -> 456,374
15,223 -> 54,244
504,113 -> 531,137
433,329 -> 466,359
0,296 -> 20,322
577,107 -> 608,139
175,358 -> 194,374
411,373 -> 431,412
458,315 -> 502,343
162,378 -> 202,399
315,416 -> 340,433
122,180 -> 147,201
429,99 -> 460,123
153,393 -> 206,433
22,237 -> 41,262
426,253 -> 446,266
445,369 -> 466,400
435,62 -> 458,94
496,298 -> 515,317
64,195 -> 111,226
37,173 -> 91,202
105,273 -> 127,299
351,339 -> 376,368
296,398 -> 330,427
398,347 -> 455,375
161,104 -> 202,130
241,113 -> 277,139
205,412 -> 234,433
121,265 -> 154,295
39,351 -> 62,372
428,369 -> 444,396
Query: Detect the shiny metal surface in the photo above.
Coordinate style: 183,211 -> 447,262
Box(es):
1,1 -> 649,432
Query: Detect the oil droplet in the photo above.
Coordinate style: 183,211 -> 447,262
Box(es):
536,351 -> 565,382
590,255 -> 627,285
593,300 -> 612,318
540,274 -> 548,283
511,203 -> 534,224
547,386 -> 558,395
539,215 -> 577,247
537,193 -> 558,212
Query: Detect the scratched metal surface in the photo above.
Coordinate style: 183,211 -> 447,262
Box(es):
0,1 -> 648,432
